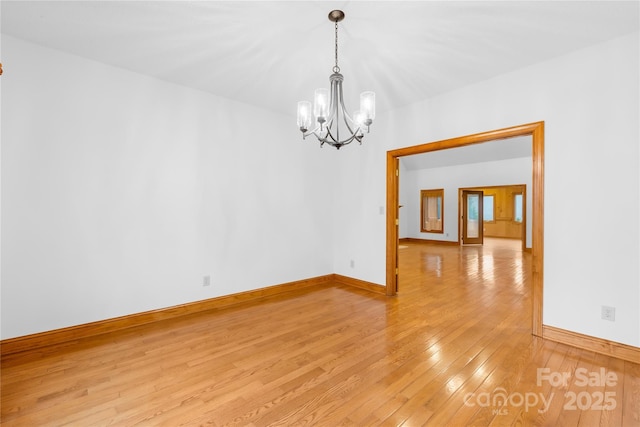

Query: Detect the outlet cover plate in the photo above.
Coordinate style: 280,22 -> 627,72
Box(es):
601,305 -> 615,321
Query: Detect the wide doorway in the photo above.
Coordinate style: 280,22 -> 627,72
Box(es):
386,122 -> 544,336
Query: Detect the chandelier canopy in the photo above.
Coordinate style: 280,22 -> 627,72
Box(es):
297,10 -> 375,150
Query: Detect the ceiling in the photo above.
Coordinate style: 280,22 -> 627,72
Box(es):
400,135 -> 531,171
2,1 -> 638,118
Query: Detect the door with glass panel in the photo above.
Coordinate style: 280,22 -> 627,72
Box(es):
462,190 -> 483,244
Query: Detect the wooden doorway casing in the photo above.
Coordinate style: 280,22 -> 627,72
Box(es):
386,122 -> 544,336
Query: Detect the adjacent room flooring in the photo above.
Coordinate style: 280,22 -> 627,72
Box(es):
1,239 -> 639,426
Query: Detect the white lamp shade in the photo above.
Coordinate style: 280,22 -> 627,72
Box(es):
297,101 -> 312,130
314,88 -> 329,120
360,91 -> 376,121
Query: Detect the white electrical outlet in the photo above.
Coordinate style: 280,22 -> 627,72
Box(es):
350,260 -> 355,268
203,275 -> 211,287
601,306 -> 615,321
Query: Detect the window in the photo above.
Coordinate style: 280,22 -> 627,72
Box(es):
420,189 -> 444,233
483,195 -> 495,222
514,193 -> 523,223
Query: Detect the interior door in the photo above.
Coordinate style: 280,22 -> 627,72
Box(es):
462,190 -> 483,245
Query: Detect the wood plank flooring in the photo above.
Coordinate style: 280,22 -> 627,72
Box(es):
2,239 -> 639,426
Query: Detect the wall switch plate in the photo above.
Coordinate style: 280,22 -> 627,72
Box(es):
601,306 -> 615,321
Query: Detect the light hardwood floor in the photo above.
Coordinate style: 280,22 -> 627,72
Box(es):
1,239 -> 639,426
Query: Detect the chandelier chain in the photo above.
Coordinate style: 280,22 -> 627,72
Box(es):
333,20 -> 340,73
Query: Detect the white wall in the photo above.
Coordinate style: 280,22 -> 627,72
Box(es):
401,156 -> 532,247
1,36 -> 336,339
331,135 -> 388,285
335,32 -> 640,347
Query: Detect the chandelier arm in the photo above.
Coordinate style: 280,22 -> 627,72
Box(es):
301,123 -> 322,139
327,131 -> 361,147
307,127 -> 326,140
334,99 -> 340,144
319,106 -> 364,147
310,121 -> 362,147
324,82 -> 339,128
304,104 -> 365,147
336,82 -> 358,136
324,123 -> 361,147
322,101 -> 336,135
301,129 -> 315,139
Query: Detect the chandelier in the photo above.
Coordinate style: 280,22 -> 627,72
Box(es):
296,10 -> 375,150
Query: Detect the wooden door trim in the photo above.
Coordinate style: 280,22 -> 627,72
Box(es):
461,189 -> 484,245
386,121 -> 544,336
386,155 -> 399,295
